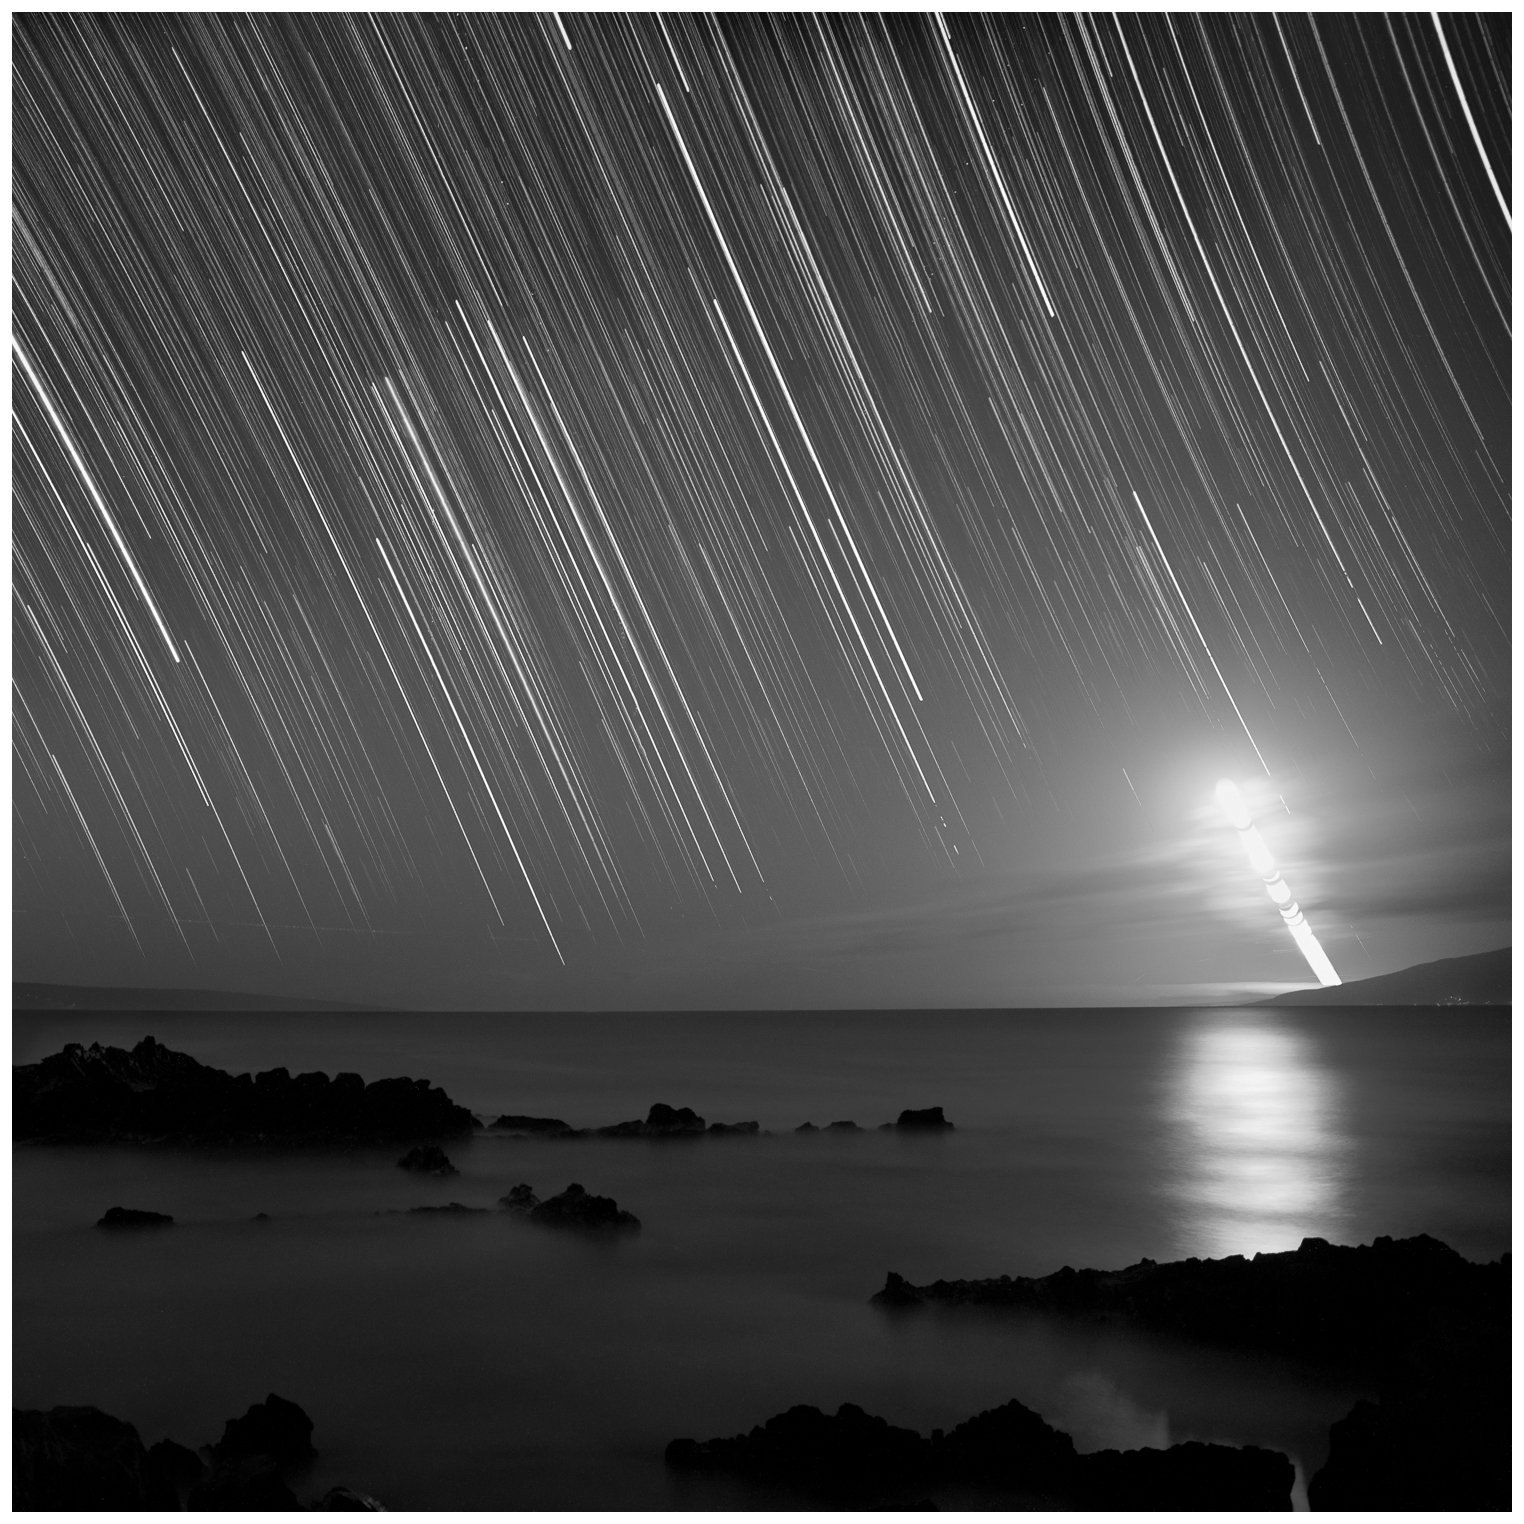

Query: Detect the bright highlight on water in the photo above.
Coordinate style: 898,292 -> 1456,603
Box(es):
1215,780 -> 1341,987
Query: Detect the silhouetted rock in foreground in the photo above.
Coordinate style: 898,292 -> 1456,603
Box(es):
396,1144 -> 458,1175
17,1393 -> 386,1510
212,1393 -> 317,1468
13,1406 -> 179,1509
188,1456 -> 304,1510
1306,1314 -> 1511,1511
15,1036 -> 476,1144
502,1181 -> 640,1230
875,1234 -> 1509,1512
666,1397 -> 1291,1509
96,1205 -> 174,1228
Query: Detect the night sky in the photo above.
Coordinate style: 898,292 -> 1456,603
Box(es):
13,13 -> 1510,1009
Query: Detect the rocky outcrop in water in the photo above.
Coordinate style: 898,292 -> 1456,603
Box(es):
501,1181 -> 640,1230
885,1107 -> 954,1131
96,1206 -> 174,1229
15,1036 -> 476,1144
598,1102 -> 707,1137
666,1397 -> 1292,1509
872,1234 -> 1506,1370
396,1144 -> 458,1175
489,1113 -> 573,1135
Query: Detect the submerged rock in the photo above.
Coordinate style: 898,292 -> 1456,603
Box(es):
666,1397 -> 1292,1509
13,1405 -> 179,1510
15,1035 -> 476,1144
504,1181 -> 640,1230
96,1205 -> 174,1228
396,1144 -> 458,1176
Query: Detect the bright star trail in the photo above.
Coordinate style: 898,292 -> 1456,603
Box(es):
13,15 -> 1509,1006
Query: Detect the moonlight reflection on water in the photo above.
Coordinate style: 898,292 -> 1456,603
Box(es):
1168,1012 -> 1349,1258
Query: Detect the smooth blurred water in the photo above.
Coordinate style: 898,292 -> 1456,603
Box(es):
12,1007 -> 1509,1509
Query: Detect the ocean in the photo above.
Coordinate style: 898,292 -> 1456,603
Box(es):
12,1006 -> 1510,1510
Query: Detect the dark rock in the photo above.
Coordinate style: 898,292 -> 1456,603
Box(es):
148,1436 -> 205,1486
708,1120 -> 760,1135
253,1212 -> 271,1221
96,1206 -> 174,1228
312,1484 -> 386,1509
396,1144 -> 457,1176
407,1202 -> 487,1215
667,1403 -> 930,1504
935,1397 -> 1075,1484
489,1113 -> 572,1135
871,1234 -> 1507,1373
500,1183 -> 540,1213
894,1107 -> 953,1130
795,1122 -> 819,1133
211,1393 -> 316,1468
13,1405 -> 179,1509
1308,1330 -> 1511,1511
527,1182 -> 640,1230
14,1035 -> 476,1144
667,1397 -> 1295,1509
826,1120 -> 861,1131
188,1456 -> 303,1510
1073,1441 -> 1294,1510
598,1102 -> 706,1138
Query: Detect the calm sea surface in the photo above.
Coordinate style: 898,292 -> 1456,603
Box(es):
13,1007 -> 1510,1510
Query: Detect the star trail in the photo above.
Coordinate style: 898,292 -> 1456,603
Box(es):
12,14 -> 1510,1006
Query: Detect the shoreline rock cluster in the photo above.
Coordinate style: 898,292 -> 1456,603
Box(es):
873,1233 -> 1510,1511
667,1396 -> 1293,1509
13,1393 -> 381,1511
15,1037 -> 475,1145
488,1102 -> 955,1138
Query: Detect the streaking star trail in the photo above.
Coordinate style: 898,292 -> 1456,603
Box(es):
12,15 -> 1509,1002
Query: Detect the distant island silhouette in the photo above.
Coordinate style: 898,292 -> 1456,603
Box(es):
1262,947 -> 1509,1007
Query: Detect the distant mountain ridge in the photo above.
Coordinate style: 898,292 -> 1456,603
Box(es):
1263,948 -> 1510,1006
13,983 -> 392,1013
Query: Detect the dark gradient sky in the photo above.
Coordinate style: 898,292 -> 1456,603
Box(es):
13,14 -> 1510,1008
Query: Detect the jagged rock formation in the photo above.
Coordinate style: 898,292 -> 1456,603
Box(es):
13,1406 -> 180,1509
14,1393 -> 381,1510
873,1234 -> 1505,1369
666,1397 -> 1292,1509
14,1036 -> 476,1144
500,1181 -> 640,1230
874,1234 -> 1509,1512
